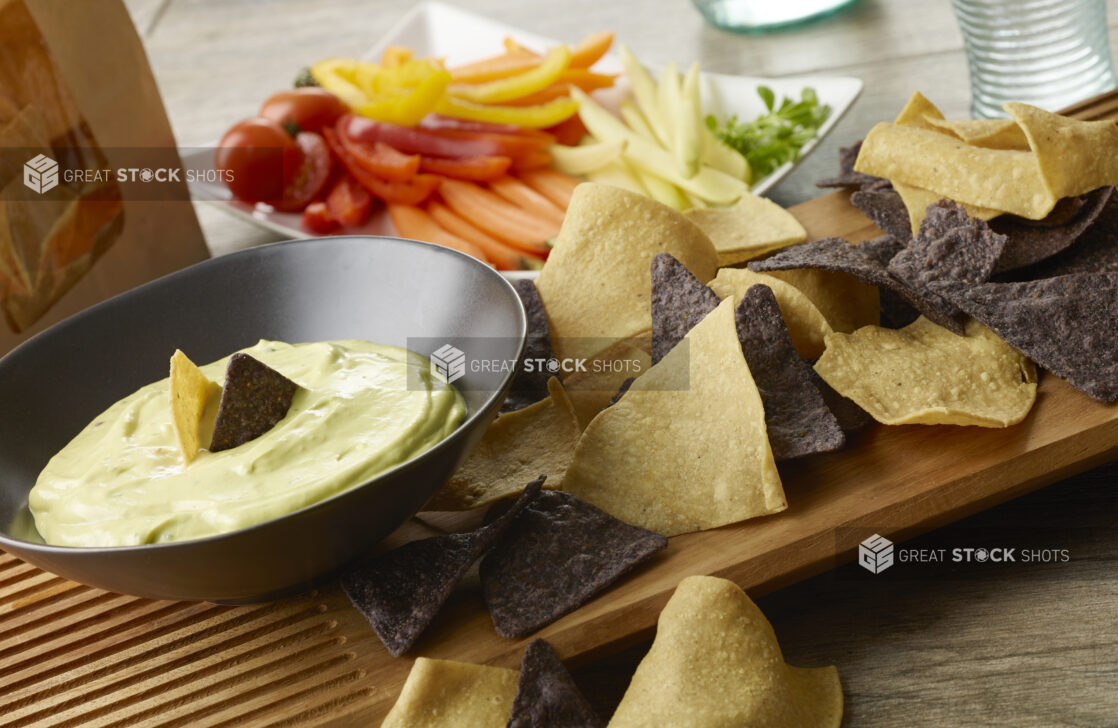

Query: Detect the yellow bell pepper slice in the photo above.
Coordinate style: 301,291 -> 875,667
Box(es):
311,58 -> 451,127
434,95 -> 579,128
449,45 -> 571,104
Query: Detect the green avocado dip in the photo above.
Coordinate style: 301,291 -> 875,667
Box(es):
29,340 -> 466,547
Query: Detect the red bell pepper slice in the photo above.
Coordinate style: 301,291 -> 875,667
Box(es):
336,135 -> 420,182
419,155 -> 512,181
418,114 -> 556,142
324,127 -> 442,206
342,114 -> 550,164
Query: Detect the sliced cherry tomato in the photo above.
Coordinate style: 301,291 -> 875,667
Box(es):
325,175 -> 373,228
419,155 -> 512,181
274,131 -> 331,212
342,114 -> 549,163
336,135 -> 420,182
259,88 -> 348,134
323,127 -> 442,206
215,118 -> 301,203
302,201 -> 339,234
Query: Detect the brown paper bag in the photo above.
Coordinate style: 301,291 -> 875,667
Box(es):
0,0 -> 209,350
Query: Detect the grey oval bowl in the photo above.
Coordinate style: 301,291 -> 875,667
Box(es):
0,236 -> 526,604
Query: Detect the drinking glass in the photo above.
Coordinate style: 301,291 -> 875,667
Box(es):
952,0 -> 1118,118
691,0 -> 858,33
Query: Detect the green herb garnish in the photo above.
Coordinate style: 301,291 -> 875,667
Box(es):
706,87 -> 831,182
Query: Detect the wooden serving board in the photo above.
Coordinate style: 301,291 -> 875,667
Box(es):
3,97 -> 1117,727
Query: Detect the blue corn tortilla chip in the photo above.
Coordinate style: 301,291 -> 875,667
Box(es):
342,477 -> 544,656
507,639 -> 604,728
735,285 -> 845,460
851,188 -> 913,240
209,353 -> 298,452
749,236 -> 967,334
991,186 -> 1114,273
480,489 -> 666,639
651,252 -> 721,364
1000,188 -> 1118,280
887,199 -> 1007,333
809,369 -> 874,432
931,274 -> 1118,403
816,141 -> 891,192
503,279 -> 556,414
890,200 -> 1006,287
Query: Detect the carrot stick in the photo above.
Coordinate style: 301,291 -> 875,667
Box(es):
517,168 -> 580,209
488,175 -> 566,227
437,177 -> 558,253
427,200 -> 541,270
569,31 -> 614,68
387,203 -> 491,264
449,53 -> 540,84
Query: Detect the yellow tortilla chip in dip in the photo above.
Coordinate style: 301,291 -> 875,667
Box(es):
562,299 -> 785,537
683,193 -> 807,266
814,317 -> 1037,427
708,268 -> 832,358
424,378 -> 579,511
608,575 -> 843,728
168,349 -> 219,464
536,183 -> 718,363
381,658 -> 518,728
763,268 -> 879,334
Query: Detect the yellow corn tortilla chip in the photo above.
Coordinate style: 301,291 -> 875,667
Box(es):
424,378 -> 578,511
814,317 -> 1037,427
381,657 -> 518,728
892,90 -> 945,129
762,268 -> 879,333
708,268 -> 833,358
894,91 -> 1028,150
537,183 -> 718,363
682,193 -> 807,266
608,575 -> 843,728
1006,102 -> 1118,202
855,121 -> 1052,219
923,117 -> 1029,150
563,334 -> 652,429
168,350 -> 220,464
893,181 -> 1002,235
562,299 -> 785,537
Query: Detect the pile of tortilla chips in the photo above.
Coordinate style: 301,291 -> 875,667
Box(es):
379,576 -> 842,728
814,92 -> 1118,404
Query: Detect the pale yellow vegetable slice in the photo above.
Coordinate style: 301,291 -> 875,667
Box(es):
572,87 -> 747,204
619,44 -> 668,146
549,138 -> 625,175
676,61 -> 704,179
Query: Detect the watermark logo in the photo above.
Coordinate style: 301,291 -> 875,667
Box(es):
859,534 -> 894,574
431,344 -> 466,384
23,154 -> 58,194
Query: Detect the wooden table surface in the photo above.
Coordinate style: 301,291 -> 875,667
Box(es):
120,1 -> 1118,725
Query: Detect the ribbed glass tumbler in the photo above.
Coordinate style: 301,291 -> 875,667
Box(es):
952,0 -> 1118,118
